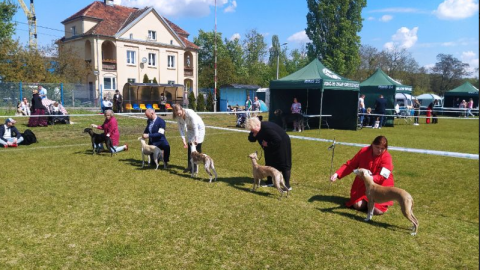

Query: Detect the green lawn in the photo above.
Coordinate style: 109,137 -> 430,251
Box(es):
0,113 -> 478,269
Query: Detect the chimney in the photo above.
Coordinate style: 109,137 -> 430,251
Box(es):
104,0 -> 114,6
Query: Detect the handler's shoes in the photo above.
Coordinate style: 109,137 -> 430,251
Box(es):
183,167 -> 192,173
287,187 -> 293,191
124,144 -> 128,151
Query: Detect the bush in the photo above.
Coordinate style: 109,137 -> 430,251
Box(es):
143,74 -> 149,83
206,91 -> 214,112
197,93 -> 205,112
188,91 -> 196,110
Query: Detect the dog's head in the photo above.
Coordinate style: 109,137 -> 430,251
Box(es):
274,109 -> 283,116
248,151 -> 258,160
83,128 -> 93,134
138,137 -> 145,141
353,168 -> 373,181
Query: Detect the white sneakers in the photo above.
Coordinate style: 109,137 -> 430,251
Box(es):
413,123 -> 419,126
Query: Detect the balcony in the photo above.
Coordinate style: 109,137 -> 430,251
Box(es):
102,59 -> 117,71
184,67 -> 193,77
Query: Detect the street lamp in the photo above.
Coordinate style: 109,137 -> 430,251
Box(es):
276,42 -> 288,79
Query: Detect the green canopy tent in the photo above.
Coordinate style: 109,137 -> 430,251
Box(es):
269,59 -> 360,130
444,81 -> 479,108
360,68 -> 412,126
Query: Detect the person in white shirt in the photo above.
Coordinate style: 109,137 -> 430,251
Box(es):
358,94 -> 366,127
172,104 -> 206,172
20,98 -> 31,115
102,97 -> 113,113
38,85 -> 47,99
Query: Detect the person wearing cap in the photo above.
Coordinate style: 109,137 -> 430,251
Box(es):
0,118 -> 24,148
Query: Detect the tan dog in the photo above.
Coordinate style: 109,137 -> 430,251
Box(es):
248,152 -> 289,199
354,168 -> 418,235
190,143 -> 217,183
138,137 -> 166,170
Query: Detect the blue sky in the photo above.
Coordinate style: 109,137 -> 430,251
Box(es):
13,0 -> 479,75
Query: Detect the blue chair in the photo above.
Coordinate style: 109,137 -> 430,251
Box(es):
132,104 -> 140,111
146,104 -> 153,110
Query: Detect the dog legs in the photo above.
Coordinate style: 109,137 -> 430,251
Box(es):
205,160 -> 217,183
400,197 -> 419,235
273,174 -> 289,199
365,200 -> 375,221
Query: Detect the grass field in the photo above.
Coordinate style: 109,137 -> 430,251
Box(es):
0,112 -> 478,269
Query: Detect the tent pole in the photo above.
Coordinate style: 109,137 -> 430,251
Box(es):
319,88 -> 324,133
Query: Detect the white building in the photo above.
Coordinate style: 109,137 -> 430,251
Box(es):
59,0 -> 199,103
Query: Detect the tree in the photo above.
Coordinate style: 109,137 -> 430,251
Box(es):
206,90 -> 214,111
225,37 -> 247,80
0,0 -> 17,42
305,0 -> 366,76
286,48 -> 309,76
243,29 -> 268,86
268,35 -> 288,80
188,91 -> 196,110
196,92 -> 205,111
152,77 -> 158,84
430,54 -> 471,95
143,74 -> 149,83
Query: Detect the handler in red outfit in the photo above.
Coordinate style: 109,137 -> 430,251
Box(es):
330,135 -> 394,215
91,109 -> 128,153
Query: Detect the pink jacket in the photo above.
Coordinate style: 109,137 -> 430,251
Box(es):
96,116 -> 120,146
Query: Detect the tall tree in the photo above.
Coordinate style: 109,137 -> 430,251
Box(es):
225,37 -> 247,81
430,54 -> 471,95
268,35 -> 288,80
305,0 -> 366,76
286,48 -> 309,75
242,29 -> 268,86
0,0 -> 17,42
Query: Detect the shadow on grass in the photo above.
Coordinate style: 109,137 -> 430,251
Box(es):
310,194 -> 406,232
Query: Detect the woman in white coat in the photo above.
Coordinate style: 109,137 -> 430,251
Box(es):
172,104 -> 206,172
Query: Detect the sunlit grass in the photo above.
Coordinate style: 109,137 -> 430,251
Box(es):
0,113 -> 477,269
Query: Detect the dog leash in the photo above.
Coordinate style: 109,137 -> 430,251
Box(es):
328,137 -> 336,191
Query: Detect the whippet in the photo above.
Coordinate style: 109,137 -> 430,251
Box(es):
190,143 -> 217,183
138,137 -> 166,170
248,152 -> 289,199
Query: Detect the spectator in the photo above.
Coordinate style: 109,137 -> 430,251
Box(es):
330,135 -> 394,215
142,108 -> 170,167
0,118 -> 24,148
364,107 -> 373,127
290,97 -> 302,132
413,99 -> 420,126
430,101 -> 438,124
38,85 -> 47,99
245,95 -> 253,117
172,104 -> 205,173
358,94 -> 366,128
102,97 -> 113,113
28,88 -> 48,127
459,100 -> 467,117
20,98 -> 31,115
159,93 -> 167,115
246,117 -> 292,190
91,110 -> 128,153
113,90 -> 123,113
466,98 -> 475,117
374,94 -> 387,128
253,96 -> 261,112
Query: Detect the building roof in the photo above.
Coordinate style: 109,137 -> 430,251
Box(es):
61,1 -> 198,49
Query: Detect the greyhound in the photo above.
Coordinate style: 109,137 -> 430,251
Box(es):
354,168 -> 419,235
138,137 -> 166,170
83,128 -> 116,156
248,151 -> 289,199
190,143 -> 217,183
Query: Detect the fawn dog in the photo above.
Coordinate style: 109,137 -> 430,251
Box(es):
354,168 -> 419,235
83,128 -> 116,156
248,152 -> 289,198
190,143 -> 217,183
138,137 -> 166,170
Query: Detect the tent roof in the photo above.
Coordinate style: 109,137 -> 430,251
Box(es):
416,93 -> 442,100
269,58 -> 359,91
220,84 -> 261,90
444,81 -> 479,96
360,68 -> 412,92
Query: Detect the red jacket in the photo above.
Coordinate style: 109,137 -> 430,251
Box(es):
96,116 -> 120,146
336,146 -> 394,212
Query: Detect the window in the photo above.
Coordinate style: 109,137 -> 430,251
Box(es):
170,40 -> 173,45
148,53 -> 156,67
103,77 -> 116,90
127,50 -> 136,65
129,33 -> 133,39
168,80 -> 175,85
167,55 -> 175,68
71,26 -> 76,36
128,78 -> 136,83
148,30 -> 156,40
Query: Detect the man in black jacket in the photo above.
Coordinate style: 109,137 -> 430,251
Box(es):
0,118 -> 24,148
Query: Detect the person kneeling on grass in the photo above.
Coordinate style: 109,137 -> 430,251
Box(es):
0,118 -> 24,148
330,135 -> 394,215
91,109 -> 128,153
